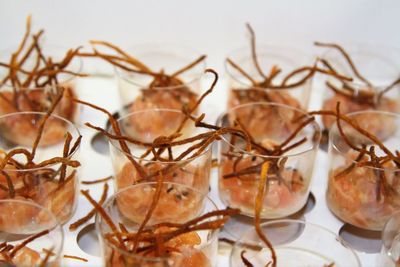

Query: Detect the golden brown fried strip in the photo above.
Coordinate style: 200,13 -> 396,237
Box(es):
69,183 -> 109,231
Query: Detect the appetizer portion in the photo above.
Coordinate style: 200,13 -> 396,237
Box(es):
324,107 -> 400,230
115,156 -> 211,196
220,157 -> 307,218
0,16 -> 83,123
78,70 -> 221,194
217,102 -> 320,218
317,42 -> 400,131
128,88 -> 198,137
79,42 -> 205,138
0,87 -> 77,124
0,199 -> 63,267
0,91 -> 81,224
87,181 -> 238,267
226,24 -> 349,111
0,111 -> 70,147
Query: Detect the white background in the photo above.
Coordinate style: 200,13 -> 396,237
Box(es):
1,0 -> 400,71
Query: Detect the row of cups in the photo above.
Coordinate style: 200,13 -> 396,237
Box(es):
1,42 -> 400,266
0,101 -> 400,266
1,42 -> 400,122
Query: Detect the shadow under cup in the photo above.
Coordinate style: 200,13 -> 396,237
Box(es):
0,199 -> 63,267
0,112 -> 81,224
217,102 -> 320,219
108,109 -> 212,194
96,182 -> 219,267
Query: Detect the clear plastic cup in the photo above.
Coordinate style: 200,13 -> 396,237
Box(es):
230,219 -> 361,267
108,108 -> 212,194
379,211 -> 400,266
320,43 -> 400,131
96,182 -> 219,267
217,102 -> 320,218
0,112 -> 81,224
327,110 -> 400,230
0,199 -> 64,266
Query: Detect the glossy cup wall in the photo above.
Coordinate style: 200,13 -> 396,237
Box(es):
320,43 -> 400,130
217,102 -> 320,219
0,112 -> 81,224
327,110 -> 400,230
230,220 -> 361,267
96,182 -> 219,267
225,45 -> 312,111
0,199 -> 64,267
115,43 -> 205,110
108,109 -> 212,194
379,211 -> 400,266
0,86 -> 79,124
